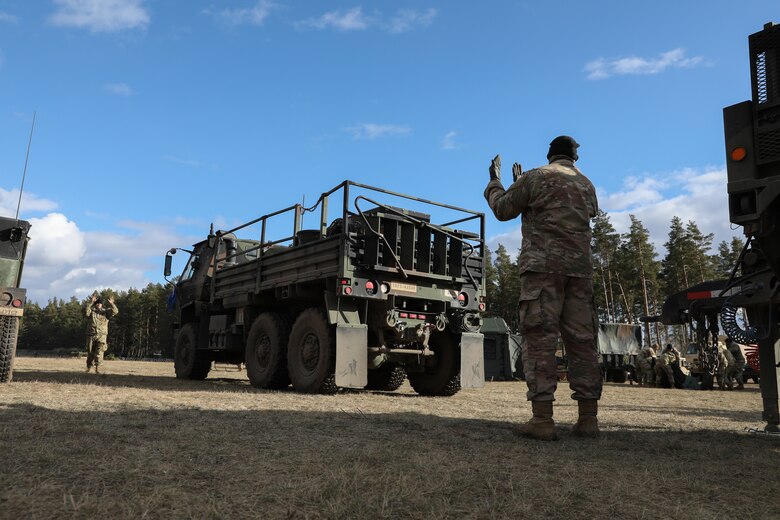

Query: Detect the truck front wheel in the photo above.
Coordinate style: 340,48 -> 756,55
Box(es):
246,313 -> 290,389
408,332 -> 461,397
0,316 -> 19,383
287,308 -> 337,394
174,323 -> 212,380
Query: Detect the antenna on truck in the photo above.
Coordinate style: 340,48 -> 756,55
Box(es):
15,111 -> 36,220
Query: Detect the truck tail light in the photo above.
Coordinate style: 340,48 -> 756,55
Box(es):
12,299 -> 23,308
365,280 -> 377,295
457,292 -> 468,306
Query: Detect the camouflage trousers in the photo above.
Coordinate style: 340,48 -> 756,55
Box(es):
636,358 -> 655,385
86,335 -> 108,368
726,362 -> 746,385
517,272 -> 602,402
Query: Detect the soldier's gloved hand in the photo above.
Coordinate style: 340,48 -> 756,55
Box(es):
512,162 -> 523,183
489,154 -> 501,182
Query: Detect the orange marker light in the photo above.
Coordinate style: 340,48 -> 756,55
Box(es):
731,147 -> 747,161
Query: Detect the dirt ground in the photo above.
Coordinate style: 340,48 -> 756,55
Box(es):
1,356 -> 778,520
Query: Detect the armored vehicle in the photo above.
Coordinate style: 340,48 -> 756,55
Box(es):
0,216 -> 31,383
165,181 -> 486,395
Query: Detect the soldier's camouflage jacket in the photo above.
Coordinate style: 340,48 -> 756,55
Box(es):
84,301 -> 118,340
484,157 -> 598,278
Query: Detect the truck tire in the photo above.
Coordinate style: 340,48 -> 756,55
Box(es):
0,316 -> 19,383
174,323 -> 212,380
366,363 -> 406,391
287,308 -> 337,394
246,313 -> 290,389
408,332 -> 460,397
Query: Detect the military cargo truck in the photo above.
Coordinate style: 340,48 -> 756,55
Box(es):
0,216 -> 31,383
164,181 -> 486,395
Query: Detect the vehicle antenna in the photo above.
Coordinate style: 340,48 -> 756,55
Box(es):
15,111 -> 36,221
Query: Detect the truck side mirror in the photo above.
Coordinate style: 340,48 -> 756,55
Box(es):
164,253 -> 173,277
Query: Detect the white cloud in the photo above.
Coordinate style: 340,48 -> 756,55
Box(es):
26,213 -> 87,266
204,0 -> 275,26
163,155 -> 201,167
386,8 -> 436,34
0,11 -> 18,24
487,166 -> 738,258
0,188 -> 58,216
21,215 -> 195,303
585,48 -> 705,80
297,6 -> 371,31
344,123 -> 411,140
49,0 -> 150,33
297,7 -> 436,33
441,130 -> 459,150
104,82 -> 134,96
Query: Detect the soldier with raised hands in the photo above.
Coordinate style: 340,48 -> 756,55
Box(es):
484,136 -> 602,440
84,292 -> 119,374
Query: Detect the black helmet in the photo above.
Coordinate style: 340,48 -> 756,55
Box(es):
547,135 -> 579,161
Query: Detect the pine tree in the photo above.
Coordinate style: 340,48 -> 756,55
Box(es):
591,209 -> 620,322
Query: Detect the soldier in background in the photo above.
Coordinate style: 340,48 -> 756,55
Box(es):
716,340 -> 735,390
725,338 -> 746,390
484,136 -> 602,441
84,293 -> 119,374
654,344 -> 680,388
636,343 -> 658,386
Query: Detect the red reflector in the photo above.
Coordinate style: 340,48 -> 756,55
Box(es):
399,312 -> 408,319
409,313 -> 418,319
687,291 -> 713,300
340,278 -> 350,285
344,287 -> 353,295
479,303 -> 485,311
12,299 -> 23,308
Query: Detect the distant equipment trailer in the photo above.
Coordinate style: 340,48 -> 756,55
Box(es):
0,216 -> 31,383
165,181 -> 486,396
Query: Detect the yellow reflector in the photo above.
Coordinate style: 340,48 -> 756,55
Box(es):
731,147 -> 747,161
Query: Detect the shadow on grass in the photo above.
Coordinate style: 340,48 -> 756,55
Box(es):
0,402 -> 777,520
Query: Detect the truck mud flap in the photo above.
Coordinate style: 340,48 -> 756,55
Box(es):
335,324 -> 368,389
460,332 -> 485,388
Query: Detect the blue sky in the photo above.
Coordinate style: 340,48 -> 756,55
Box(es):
0,0 -> 775,302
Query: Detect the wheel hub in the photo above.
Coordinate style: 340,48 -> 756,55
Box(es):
301,332 -> 320,371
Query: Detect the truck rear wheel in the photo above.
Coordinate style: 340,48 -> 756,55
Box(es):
408,332 -> 460,397
366,363 -> 406,391
0,316 -> 19,383
246,313 -> 290,389
174,323 -> 212,380
287,308 -> 337,394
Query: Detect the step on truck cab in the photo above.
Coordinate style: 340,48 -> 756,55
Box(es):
165,181 -> 486,395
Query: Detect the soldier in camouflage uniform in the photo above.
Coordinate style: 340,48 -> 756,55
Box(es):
84,293 -> 118,374
654,344 -> 679,388
636,344 -> 657,386
725,338 -> 746,390
484,136 -> 602,441
716,340 -> 735,390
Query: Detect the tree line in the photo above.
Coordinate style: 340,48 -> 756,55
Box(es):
17,212 -> 742,357
18,283 -> 176,358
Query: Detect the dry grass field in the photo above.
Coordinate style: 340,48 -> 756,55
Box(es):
1,356 -> 778,520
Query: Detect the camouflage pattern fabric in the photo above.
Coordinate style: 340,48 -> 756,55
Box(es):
726,341 -> 746,385
654,348 -> 678,387
517,272 -> 602,401
484,158 -> 598,278
84,301 -> 118,368
636,347 -> 656,385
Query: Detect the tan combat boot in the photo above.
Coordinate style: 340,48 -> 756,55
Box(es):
517,401 -> 558,441
94,365 -> 100,374
572,400 -> 600,438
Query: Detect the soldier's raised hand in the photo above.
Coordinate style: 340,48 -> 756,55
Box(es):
108,296 -> 115,304
512,162 -> 523,183
489,154 -> 501,182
